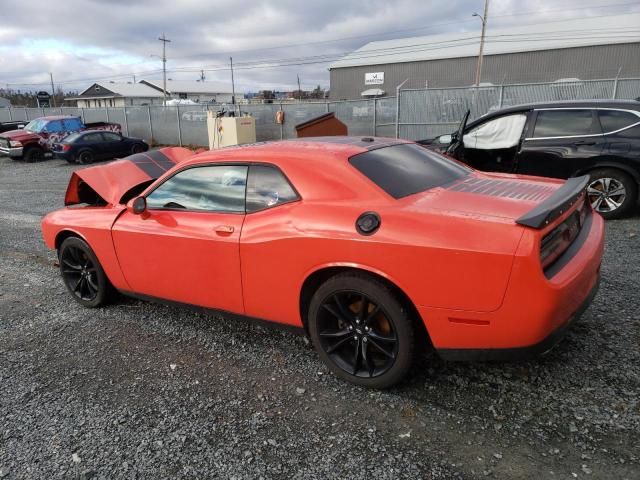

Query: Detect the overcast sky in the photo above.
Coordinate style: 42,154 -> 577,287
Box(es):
0,0 -> 637,93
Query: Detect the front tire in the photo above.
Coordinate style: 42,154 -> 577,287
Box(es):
131,143 -> 145,154
587,168 -> 637,219
59,237 -> 111,308
24,146 -> 44,162
308,273 -> 415,388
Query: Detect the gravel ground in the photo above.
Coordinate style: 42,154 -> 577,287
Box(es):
0,155 -> 639,480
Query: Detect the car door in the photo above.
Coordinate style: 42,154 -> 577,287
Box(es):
81,132 -> 108,159
101,131 -> 127,159
111,164 -> 248,312
458,112 -> 529,173
515,109 -> 604,179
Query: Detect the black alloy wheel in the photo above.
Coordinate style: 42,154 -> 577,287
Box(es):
78,150 -> 94,165
131,143 -> 145,154
308,273 -> 415,388
59,237 -> 111,307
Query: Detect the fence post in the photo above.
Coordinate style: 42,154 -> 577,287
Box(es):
80,108 -> 85,123
612,79 -> 619,100
326,102 -> 330,113
24,107 -> 28,120
395,79 -> 409,139
373,98 -> 377,136
105,107 -> 110,123
279,102 -> 284,140
176,107 -> 183,146
8,108 -> 12,121
498,85 -> 505,108
147,106 -> 153,144
123,106 -> 130,137
41,108 -> 46,117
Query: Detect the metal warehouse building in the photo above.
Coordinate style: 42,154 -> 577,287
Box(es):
329,14 -> 640,100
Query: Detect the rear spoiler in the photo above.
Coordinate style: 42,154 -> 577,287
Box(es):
516,175 -> 589,228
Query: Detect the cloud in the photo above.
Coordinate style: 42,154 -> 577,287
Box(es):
0,0 -> 636,93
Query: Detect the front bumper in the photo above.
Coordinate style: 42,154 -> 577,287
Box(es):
0,146 -> 23,158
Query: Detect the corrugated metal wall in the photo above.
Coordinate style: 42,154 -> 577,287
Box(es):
329,43 -> 640,100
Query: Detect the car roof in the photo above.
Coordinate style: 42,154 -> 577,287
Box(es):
467,99 -> 640,128
181,136 -> 411,167
34,115 -> 80,121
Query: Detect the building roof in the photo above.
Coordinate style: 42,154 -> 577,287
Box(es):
330,13 -> 640,69
139,79 -> 236,95
73,82 -> 165,98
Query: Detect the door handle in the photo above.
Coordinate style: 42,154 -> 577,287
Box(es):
215,225 -> 234,234
573,140 -> 596,146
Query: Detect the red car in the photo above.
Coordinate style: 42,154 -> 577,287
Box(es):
41,138 -> 604,388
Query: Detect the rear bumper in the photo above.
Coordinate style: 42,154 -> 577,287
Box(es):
0,146 -> 23,158
418,210 -> 605,357
53,151 -> 73,160
437,272 -> 600,361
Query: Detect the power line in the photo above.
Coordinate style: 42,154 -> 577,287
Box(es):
3,14 -> 639,88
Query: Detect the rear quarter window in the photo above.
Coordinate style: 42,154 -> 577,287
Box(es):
598,110 -> 640,133
349,143 -> 470,199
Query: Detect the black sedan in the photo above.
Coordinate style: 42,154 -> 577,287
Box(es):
53,131 -> 148,164
421,100 -> 640,219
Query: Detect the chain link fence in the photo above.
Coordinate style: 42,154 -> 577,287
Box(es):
1,78 -> 638,146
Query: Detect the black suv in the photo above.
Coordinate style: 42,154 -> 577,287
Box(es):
424,100 -> 640,219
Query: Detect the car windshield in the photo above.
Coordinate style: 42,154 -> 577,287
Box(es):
349,143 -> 471,199
23,119 -> 47,133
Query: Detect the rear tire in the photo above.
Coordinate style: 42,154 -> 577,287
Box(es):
59,237 -> 112,308
308,273 -> 415,389
23,146 -> 44,162
77,149 -> 94,165
587,168 -> 637,219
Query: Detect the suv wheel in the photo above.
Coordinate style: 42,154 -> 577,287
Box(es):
587,168 -> 637,219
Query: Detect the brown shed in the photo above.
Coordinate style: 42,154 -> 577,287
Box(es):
295,112 -> 347,137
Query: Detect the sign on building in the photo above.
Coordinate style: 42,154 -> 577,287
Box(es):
365,72 -> 384,85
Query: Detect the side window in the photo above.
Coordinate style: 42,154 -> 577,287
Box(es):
146,165 -> 248,212
246,164 -> 299,213
83,133 -> 104,143
598,110 -> 640,134
532,110 -> 594,138
102,132 -> 121,142
45,120 -> 64,133
463,114 -> 527,150
63,118 -> 84,131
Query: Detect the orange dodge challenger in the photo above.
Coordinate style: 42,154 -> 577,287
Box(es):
42,137 -> 604,388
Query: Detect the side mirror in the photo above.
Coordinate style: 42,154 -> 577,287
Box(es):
437,134 -> 452,145
128,196 -> 147,214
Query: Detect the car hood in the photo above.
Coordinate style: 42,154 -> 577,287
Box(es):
407,172 -> 565,222
0,129 -> 40,141
65,147 -> 195,206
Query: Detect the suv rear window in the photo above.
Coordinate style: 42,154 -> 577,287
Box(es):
349,143 -> 470,199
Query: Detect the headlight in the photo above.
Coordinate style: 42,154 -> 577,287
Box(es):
9,140 -> 22,147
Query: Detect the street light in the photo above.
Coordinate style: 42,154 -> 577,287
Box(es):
472,0 -> 489,87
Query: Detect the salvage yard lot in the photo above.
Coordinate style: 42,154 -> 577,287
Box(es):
0,156 -> 639,479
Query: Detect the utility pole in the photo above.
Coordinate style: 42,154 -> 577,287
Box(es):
158,33 -> 171,106
297,74 -> 302,102
133,74 -> 136,83
200,70 -> 205,82
230,57 -> 236,106
473,0 -> 489,86
49,72 -> 57,107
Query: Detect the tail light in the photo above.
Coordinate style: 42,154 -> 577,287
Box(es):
62,144 -> 71,152
540,192 -> 588,270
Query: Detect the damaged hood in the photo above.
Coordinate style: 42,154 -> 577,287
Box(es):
65,147 -> 195,206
